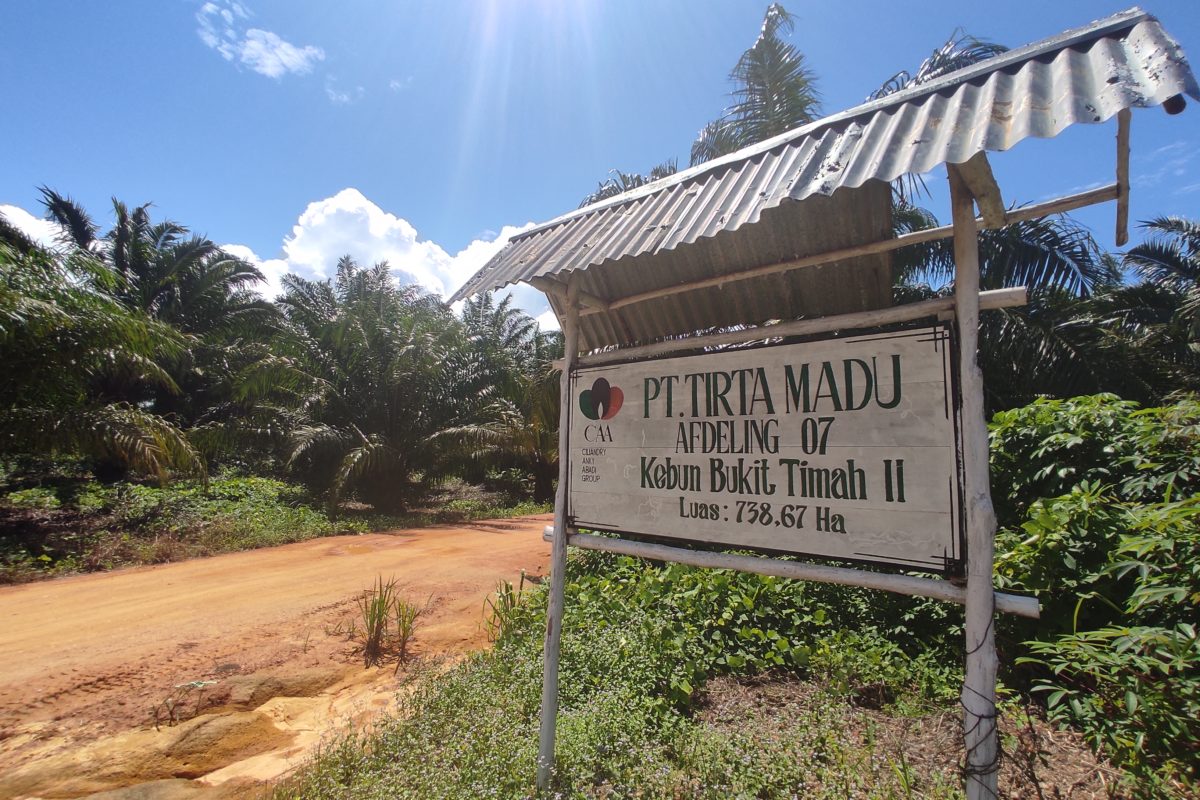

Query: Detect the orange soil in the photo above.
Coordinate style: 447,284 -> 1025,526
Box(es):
0,515 -> 551,794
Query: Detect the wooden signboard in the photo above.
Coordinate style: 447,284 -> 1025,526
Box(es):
566,324 -> 964,572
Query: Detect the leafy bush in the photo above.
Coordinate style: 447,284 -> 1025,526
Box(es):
565,548 -> 962,710
991,395 -> 1200,795
1,476 -> 362,580
989,393 -> 1200,527
3,487 -> 60,511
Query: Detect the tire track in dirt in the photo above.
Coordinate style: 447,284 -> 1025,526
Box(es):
0,515 -> 551,796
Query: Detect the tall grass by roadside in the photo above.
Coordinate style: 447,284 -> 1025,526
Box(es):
356,576 -> 427,668
483,571 -> 528,643
359,576 -> 400,666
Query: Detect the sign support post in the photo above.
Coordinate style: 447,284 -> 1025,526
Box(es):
537,278 -> 580,791
950,166 -> 1001,800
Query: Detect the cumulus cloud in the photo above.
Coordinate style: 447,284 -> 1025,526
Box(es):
196,1 -> 324,78
230,188 -> 549,322
218,243 -> 290,300
0,204 -> 65,248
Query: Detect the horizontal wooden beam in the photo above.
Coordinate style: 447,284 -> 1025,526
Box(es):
543,527 -> 1040,619
575,183 -> 1116,318
570,286 -> 1026,367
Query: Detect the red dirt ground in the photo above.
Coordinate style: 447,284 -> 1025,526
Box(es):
0,515 -> 551,798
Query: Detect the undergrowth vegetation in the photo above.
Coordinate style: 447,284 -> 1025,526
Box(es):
0,474 -> 356,581
275,551 -> 972,800
275,394 -> 1198,799
0,470 -> 550,583
992,395 -> 1200,794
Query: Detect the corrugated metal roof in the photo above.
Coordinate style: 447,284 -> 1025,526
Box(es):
451,7 -> 1199,350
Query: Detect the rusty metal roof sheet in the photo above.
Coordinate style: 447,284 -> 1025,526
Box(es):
451,7 -> 1199,349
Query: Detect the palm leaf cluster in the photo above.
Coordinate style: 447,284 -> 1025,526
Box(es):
0,242 -> 203,481
233,262 -> 558,509
1,191 -> 280,483
441,293 -> 563,501
690,3 -> 819,166
579,3 -> 820,206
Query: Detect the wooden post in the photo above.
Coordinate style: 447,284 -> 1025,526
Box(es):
536,278 -> 580,791
949,166 -> 1001,800
1116,108 -> 1131,247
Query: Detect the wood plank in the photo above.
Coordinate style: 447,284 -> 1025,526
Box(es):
954,152 -> 1007,228
529,276 -> 609,311
1116,108 -> 1131,247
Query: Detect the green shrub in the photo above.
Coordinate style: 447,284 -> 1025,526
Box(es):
564,548 -> 962,710
0,476 -> 362,579
989,393 -> 1200,527
991,395 -> 1200,795
4,487 -> 60,510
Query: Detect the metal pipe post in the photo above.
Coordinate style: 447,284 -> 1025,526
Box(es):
536,280 -> 580,790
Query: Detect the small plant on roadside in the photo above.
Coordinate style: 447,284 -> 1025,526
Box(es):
395,595 -> 425,665
355,576 -> 426,668
484,571 -> 528,643
359,576 -> 400,666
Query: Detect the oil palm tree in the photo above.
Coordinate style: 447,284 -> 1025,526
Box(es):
1117,216 -> 1200,392
689,3 -> 820,166
37,189 -> 279,437
244,258 -> 478,509
580,3 -> 820,205
1123,216 -> 1200,332
579,160 -> 679,208
0,241 -> 204,481
872,32 -> 1133,409
460,290 -> 543,397
40,189 -> 274,335
441,302 -> 563,501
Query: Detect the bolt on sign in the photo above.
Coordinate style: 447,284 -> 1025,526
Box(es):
568,324 -> 965,572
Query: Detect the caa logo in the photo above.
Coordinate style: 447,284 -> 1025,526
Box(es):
579,378 -> 623,420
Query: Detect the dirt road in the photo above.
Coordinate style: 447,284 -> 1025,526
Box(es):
0,515 -> 551,798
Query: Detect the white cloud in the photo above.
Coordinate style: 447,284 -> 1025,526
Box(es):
389,76 -> 414,92
325,76 -> 365,105
219,243 -> 290,300
228,188 -> 546,321
196,1 -> 324,79
1133,138 -> 1197,192
0,204 -> 65,248
536,308 -> 561,332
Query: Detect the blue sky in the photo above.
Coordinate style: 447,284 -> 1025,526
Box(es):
2,1 -> 1198,325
